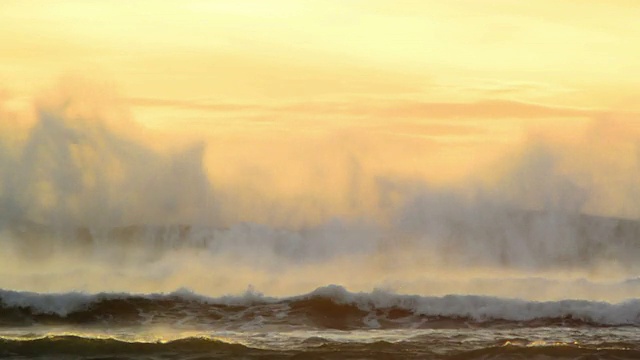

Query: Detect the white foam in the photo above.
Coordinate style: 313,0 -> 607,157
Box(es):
0,287 -> 274,317
0,289 -> 103,316
302,285 -> 640,325
1,285 -> 639,326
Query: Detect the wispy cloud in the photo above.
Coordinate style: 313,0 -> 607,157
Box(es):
127,97 -> 265,112
127,97 -> 603,120
365,100 -> 597,119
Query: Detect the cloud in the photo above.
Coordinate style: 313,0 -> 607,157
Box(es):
128,96 -> 603,120
127,97 -> 264,112
371,100 -> 596,119
371,122 -> 487,137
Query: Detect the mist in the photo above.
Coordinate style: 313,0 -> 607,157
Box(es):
1,80 -> 640,301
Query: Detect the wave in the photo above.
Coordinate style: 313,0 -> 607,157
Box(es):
2,285 -> 639,329
0,335 -> 639,360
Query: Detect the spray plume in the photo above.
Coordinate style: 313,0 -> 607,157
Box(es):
1,80 -> 640,301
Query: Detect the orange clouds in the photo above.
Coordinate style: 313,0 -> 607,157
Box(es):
127,97 -> 599,120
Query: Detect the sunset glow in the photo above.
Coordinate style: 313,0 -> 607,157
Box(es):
3,1 -> 639,120
2,3 -> 640,357
3,1 -> 639,221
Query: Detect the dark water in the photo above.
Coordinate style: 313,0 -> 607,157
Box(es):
1,287 -> 639,359
2,335 -> 639,360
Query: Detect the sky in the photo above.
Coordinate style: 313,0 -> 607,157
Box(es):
1,0 -> 640,223
3,1 -> 640,297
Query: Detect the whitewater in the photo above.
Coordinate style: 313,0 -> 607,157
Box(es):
2,89 -> 640,358
1,286 -> 640,358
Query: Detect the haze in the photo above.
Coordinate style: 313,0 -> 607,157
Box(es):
1,1 -> 640,300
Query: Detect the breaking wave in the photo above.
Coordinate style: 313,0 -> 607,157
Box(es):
2,286 -> 639,329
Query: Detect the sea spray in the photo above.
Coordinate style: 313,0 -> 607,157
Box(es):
1,81 -> 640,301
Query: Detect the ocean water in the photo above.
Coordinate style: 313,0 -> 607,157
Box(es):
2,105 -> 640,359
1,218 -> 640,359
1,287 -> 639,359
1,285 -> 639,359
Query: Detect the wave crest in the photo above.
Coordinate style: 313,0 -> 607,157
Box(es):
1,286 -> 639,328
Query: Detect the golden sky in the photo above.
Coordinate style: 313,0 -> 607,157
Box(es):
3,1 -> 639,108
4,2 -> 640,297
2,0 -> 640,221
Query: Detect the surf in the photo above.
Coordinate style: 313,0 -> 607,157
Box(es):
2,286 -> 639,329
